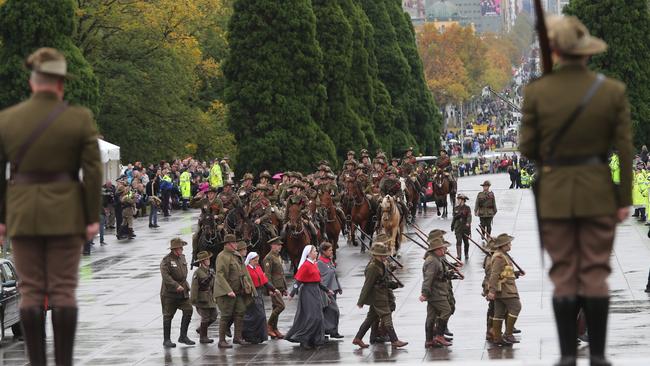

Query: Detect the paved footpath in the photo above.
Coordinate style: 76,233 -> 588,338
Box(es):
0,173 -> 649,365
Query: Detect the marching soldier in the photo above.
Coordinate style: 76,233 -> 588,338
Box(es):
119,186 -> 136,239
263,237 -> 288,339
519,15 -> 633,366
420,237 -> 453,348
475,180 -> 497,235
0,48 -> 102,366
451,194 -> 472,260
191,251 -> 218,344
214,234 -> 255,348
486,234 -> 521,346
160,238 -> 195,348
352,238 -> 407,349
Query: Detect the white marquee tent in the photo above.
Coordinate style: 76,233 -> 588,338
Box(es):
98,139 -> 120,183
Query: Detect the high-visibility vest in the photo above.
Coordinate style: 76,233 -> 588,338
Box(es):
179,171 -> 192,198
609,154 -> 620,184
210,164 -> 223,189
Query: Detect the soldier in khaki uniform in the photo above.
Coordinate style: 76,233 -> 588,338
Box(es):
218,180 -> 242,213
352,238 -> 407,349
519,16 -> 633,366
0,48 -> 102,366
214,234 -> 254,348
486,234 -> 521,346
191,251 -> 218,344
248,185 -> 277,237
160,238 -> 195,348
451,194 -> 472,260
475,180 -> 497,235
120,186 -> 136,239
420,237 -> 453,348
263,236 -> 288,338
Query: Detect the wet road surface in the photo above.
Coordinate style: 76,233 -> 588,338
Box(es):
1,173 -> 649,365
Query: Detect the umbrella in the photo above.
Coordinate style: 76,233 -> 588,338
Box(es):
272,172 -> 284,180
448,139 -> 459,144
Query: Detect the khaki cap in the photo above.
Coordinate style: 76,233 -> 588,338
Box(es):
492,233 -> 514,249
193,251 -> 212,264
25,48 -> 71,78
547,15 -> 607,56
169,237 -> 187,249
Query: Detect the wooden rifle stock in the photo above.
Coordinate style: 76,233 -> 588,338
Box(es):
442,257 -> 464,280
464,234 -> 491,256
534,0 -> 553,75
476,230 -> 526,276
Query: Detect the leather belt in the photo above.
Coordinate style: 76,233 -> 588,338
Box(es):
543,155 -> 606,168
11,172 -> 78,184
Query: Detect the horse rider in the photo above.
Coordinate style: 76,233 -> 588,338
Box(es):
238,173 -> 255,206
191,186 -> 225,223
247,185 -> 278,238
390,158 -> 401,175
339,159 -> 358,187
316,173 -> 348,235
259,170 -> 278,203
360,149 -> 372,170
283,182 -> 319,246
278,171 -> 296,206
218,180 -> 242,213
401,147 -> 416,176
379,167 -> 409,222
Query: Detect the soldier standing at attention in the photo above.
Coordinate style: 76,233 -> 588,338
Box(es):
420,237 -> 453,348
475,180 -> 497,235
160,238 -> 195,348
486,234 -> 521,346
263,237 -> 288,339
214,234 -> 254,348
0,48 -> 102,366
451,194 -> 472,261
191,251 -> 218,344
352,239 -> 408,349
520,15 -> 633,366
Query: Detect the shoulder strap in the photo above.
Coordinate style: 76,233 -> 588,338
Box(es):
546,74 -> 605,159
12,101 -> 69,175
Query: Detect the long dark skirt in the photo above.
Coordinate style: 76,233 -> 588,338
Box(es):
242,287 -> 268,344
285,283 -> 326,347
323,294 -> 340,335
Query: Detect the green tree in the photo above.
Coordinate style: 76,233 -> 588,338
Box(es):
0,0 -> 99,112
312,0 -> 367,160
564,0 -> 650,147
224,0 -> 336,174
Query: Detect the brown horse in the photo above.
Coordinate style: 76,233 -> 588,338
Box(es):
318,190 -> 341,257
347,180 -> 374,252
433,171 -> 451,218
379,195 -> 402,256
284,204 -> 312,271
404,176 -> 420,223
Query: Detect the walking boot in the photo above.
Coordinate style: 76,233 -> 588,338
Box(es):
163,319 -> 176,348
464,250 -> 469,261
20,307 -> 47,366
52,307 -> 78,366
434,320 -> 452,346
456,245 -> 462,260
233,315 -> 250,345
178,312 -> 196,345
352,338 -> 369,348
486,315 -> 494,341
274,326 -> 285,339
552,297 -> 578,366
128,228 -> 136,239
387,326 -> 408,348
504,314 -> 520,343
583,297 -> 612,366
491,318 -> 510,346
424,321 -> 434,348
199,322 -> 213,344
267,324 -> 278,339
218,318 -> 232,348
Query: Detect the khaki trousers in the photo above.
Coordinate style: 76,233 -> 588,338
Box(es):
541,216 -> 616,297
12,235 -> 84,308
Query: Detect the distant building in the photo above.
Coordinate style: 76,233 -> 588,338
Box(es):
443,0 -> 506,33
425,0 -> 464,31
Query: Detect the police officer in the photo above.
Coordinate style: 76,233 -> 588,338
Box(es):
160,238 -> 195,348
214,234 -> 254,348
352,238 -> 408,349
420,237 -> 454,348
191,251 -> 218,344
486,234 -> 521,346
451,194 -> 472,260
0,47 -> 102,366
475,180 -> 497,235
263,237 -> 288,339
519,15 -> 633,366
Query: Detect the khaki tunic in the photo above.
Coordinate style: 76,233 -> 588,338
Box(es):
190,266 -> 217,308
357,258 -> 394,316
421,254 -> 448,301
487,252 -> 518,299
160,252 -> 192,317
475,191 -> 497,217
262,252 -> 287,291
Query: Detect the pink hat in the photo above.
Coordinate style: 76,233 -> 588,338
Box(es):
199,182 -> 210,193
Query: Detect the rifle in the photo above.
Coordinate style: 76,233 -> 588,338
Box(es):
474,230 -> 526,276
355,225 -> 403,269
402,232 -> 428,250
386,268 -> 404,288
464,234 -> 491,256
441,257 -> 465,280
534,0 -> 553,75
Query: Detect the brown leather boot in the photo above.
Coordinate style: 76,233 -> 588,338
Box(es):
387,326 -> 408,348
491,318 -> 510,346
232,315 -> 250,345
274,327 -> 285,339
433,335 -> 452,347
267,324 -> 278,339
456,245 -> 462,260
352,338 -> 369,348
218,318 -> 232,349
199,322 -> 213,344
52,307 -> 78,366
20,307 -> 47,366
504,315 -> 520,343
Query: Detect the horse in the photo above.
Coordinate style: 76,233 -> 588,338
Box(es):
379,195 -> 403,257
192,208 -> 224,269
345,180 -> 374,251
224,205 -> 246,236
433,171 -> 451,218
404,176 -> 420,222
318,190 -> 341,257
283,203 -> 312,272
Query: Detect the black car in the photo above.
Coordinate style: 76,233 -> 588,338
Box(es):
0,258 -> 21,341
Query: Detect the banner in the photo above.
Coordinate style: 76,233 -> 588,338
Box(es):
473,125 -> 488,134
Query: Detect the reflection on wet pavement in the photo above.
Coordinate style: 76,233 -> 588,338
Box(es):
1,173 -> 649,365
